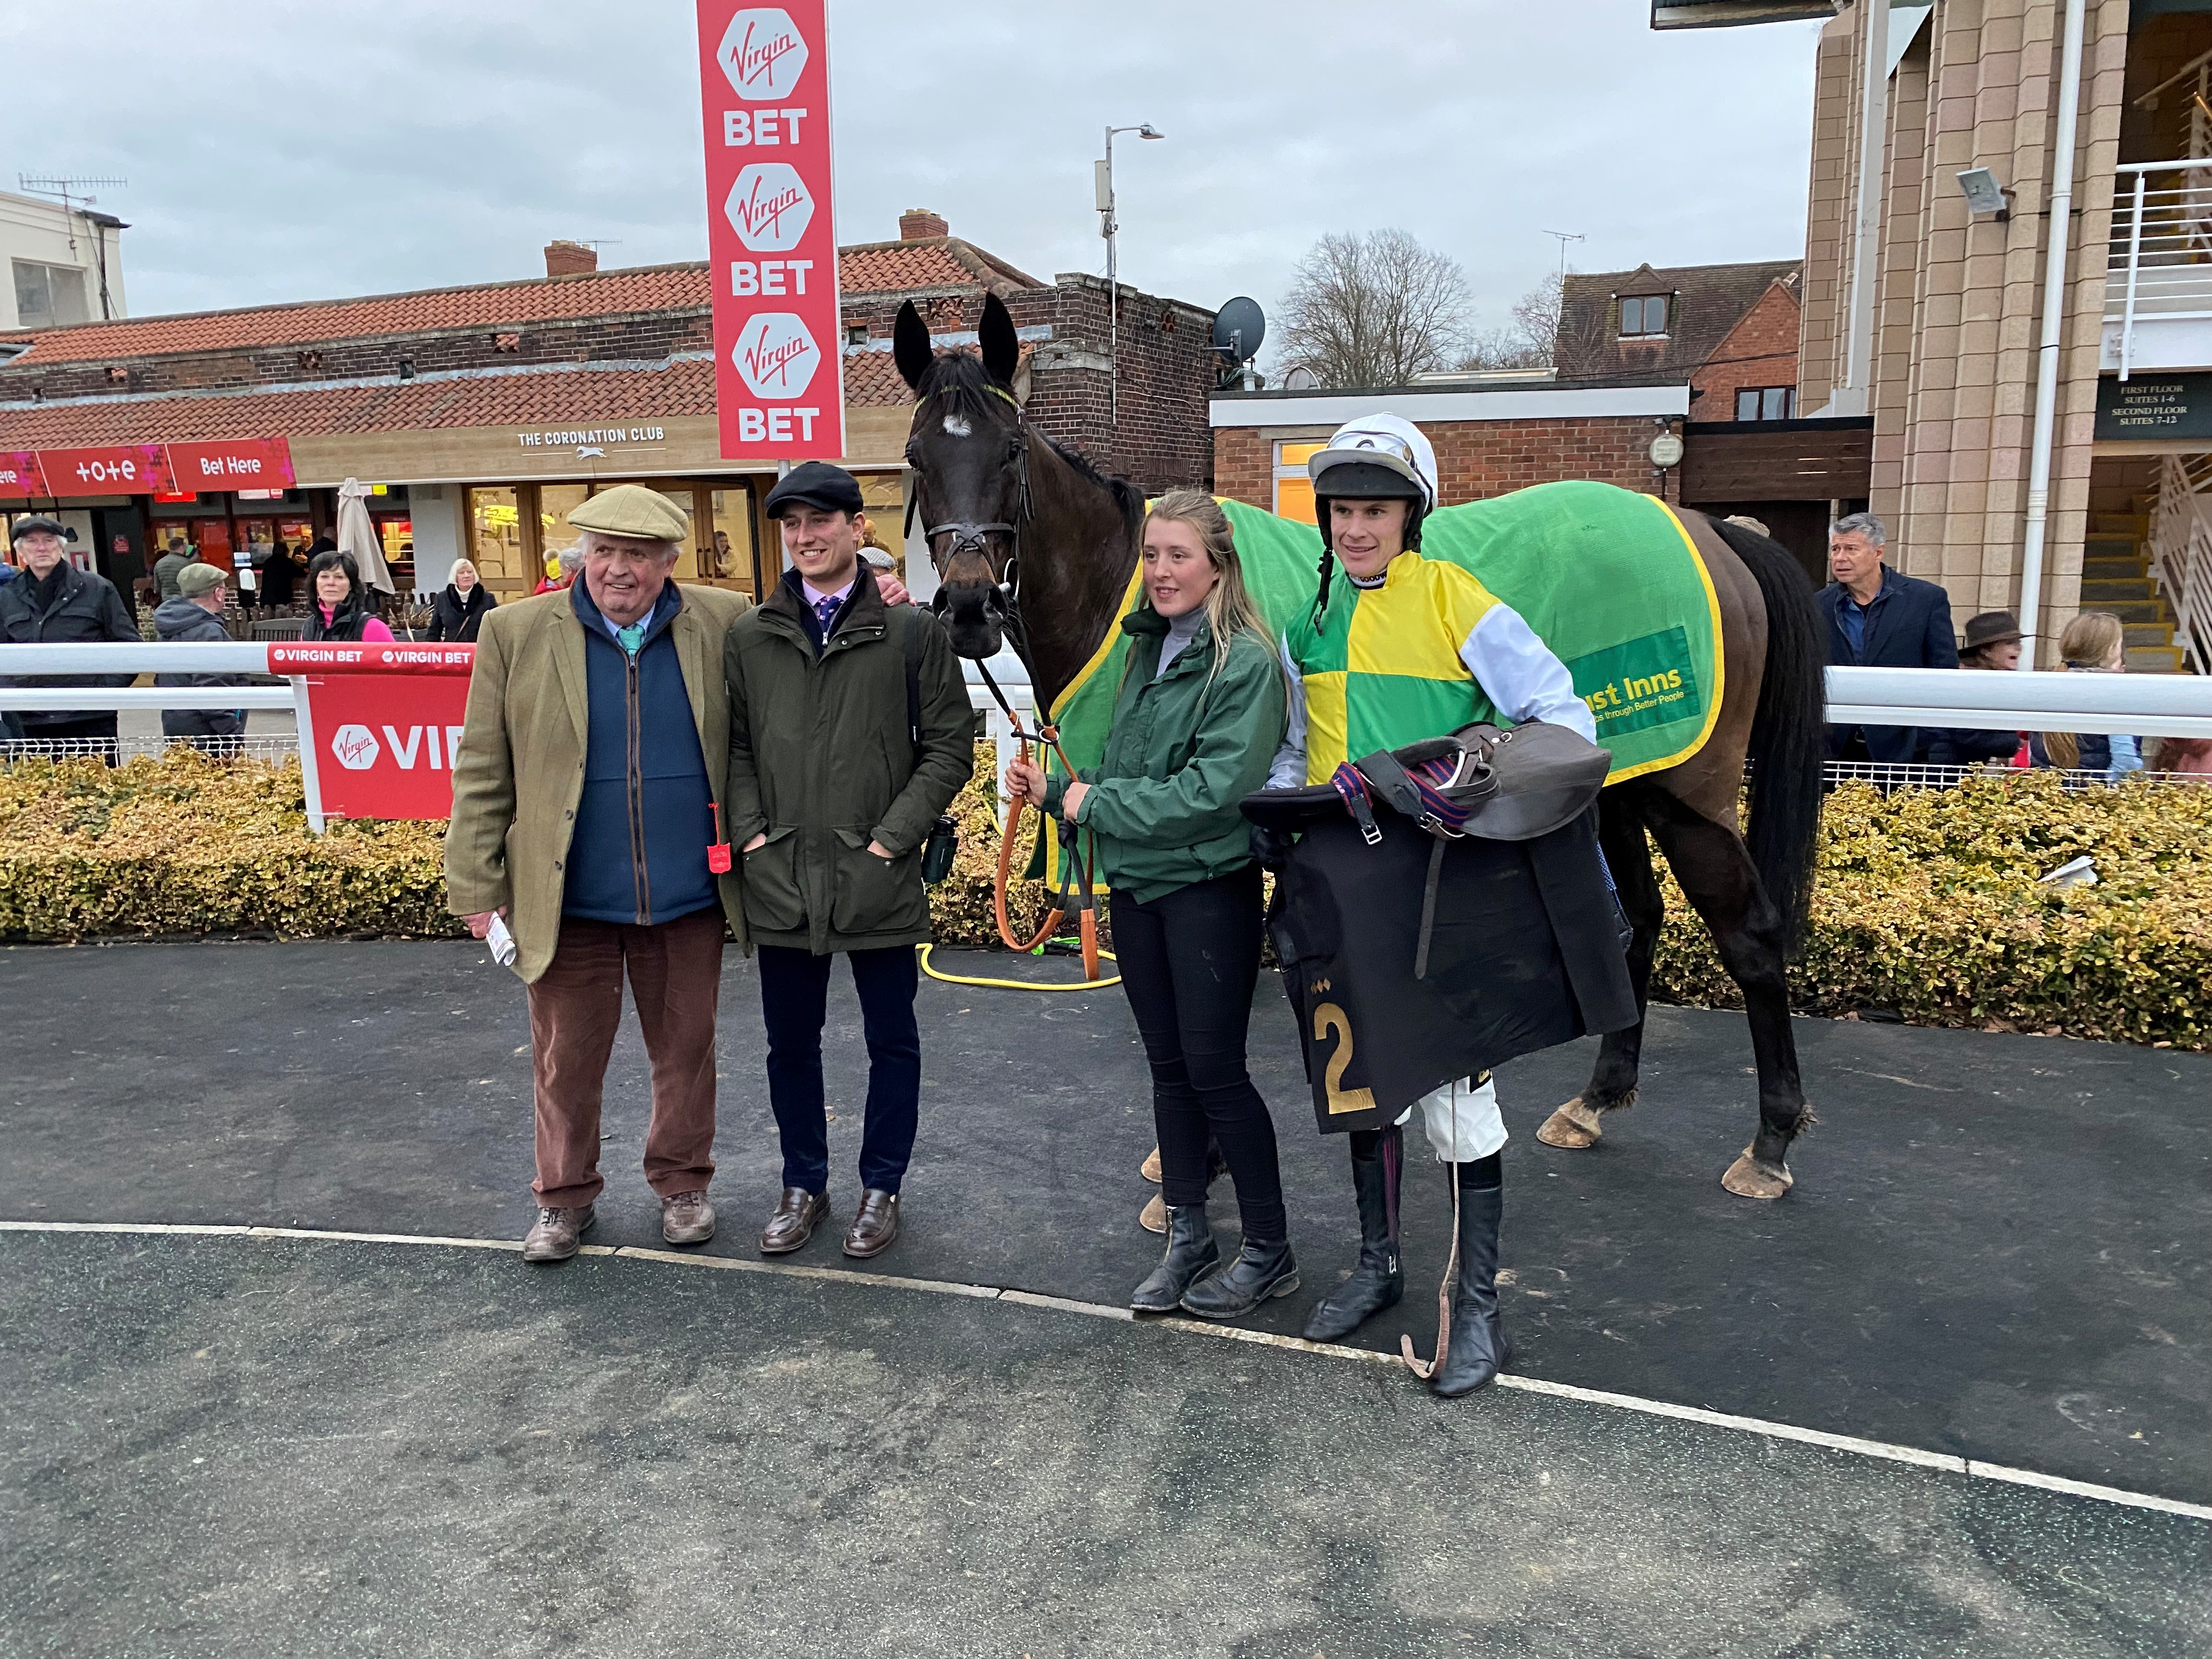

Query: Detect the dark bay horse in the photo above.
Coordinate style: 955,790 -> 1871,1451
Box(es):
896,292 -> 1829,1199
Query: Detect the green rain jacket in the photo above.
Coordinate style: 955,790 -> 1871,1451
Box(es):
1045,605 -> 1286,905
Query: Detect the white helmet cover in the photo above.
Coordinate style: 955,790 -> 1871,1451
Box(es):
1306,413 -> 1439,511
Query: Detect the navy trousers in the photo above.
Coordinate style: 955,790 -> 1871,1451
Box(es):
757,944 -> 921,1195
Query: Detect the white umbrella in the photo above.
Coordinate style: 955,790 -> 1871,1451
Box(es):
336,477 -> 397,595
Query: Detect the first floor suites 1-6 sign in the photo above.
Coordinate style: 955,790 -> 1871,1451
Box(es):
695,1 -> 846,460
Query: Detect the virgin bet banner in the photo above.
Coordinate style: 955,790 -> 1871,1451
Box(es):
696,1 -> 846,460
276,644 -> 477,822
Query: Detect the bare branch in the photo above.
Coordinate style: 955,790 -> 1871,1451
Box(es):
1276,229 -> 1472,387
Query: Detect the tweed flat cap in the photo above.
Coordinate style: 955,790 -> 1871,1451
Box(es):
567,484 -> 691,543
177,562 -> 230,597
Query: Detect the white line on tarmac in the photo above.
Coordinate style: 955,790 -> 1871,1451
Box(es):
5,1217 -> 2208,1525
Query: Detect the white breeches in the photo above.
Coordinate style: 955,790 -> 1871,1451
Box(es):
1393,1073 -> 1507,1164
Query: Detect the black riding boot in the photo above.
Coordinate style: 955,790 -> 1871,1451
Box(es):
1130,1205 -> 1219,1313
1431,1169 -> 1508,1398
1179,1235 -> 1299,1319
1301,1128 -> 1403,1342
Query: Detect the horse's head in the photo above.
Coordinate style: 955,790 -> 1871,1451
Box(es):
896,291 -> 1027,662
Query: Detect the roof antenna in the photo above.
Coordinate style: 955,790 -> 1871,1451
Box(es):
18,175 -> 129,319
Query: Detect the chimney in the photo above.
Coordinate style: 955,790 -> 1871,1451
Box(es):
544,240 -> 597,278
898,208 -> 949,242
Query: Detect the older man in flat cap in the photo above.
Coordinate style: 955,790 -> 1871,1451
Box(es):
446,484 -> 753,1262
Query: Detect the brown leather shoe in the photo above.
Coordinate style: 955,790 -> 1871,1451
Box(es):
842,1188 -> 900,1258
661,1189 -> 715,1246
760,1187 -> 829,1255
522,1204 -> 595,1263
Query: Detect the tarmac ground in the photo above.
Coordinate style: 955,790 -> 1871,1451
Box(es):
2,939 -> 2206,1656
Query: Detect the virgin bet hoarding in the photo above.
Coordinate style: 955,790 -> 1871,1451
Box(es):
696,2 -> 845,461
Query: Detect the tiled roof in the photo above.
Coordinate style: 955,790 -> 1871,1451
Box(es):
1,238 -> 1049,369
0,359 -> 720,447
1554,261 -> 1802,385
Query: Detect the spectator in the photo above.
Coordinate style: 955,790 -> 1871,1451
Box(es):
724,462 -> 973,1262
710,529 -> 735,578
2030,612 -> 2128,777
154,565 -> 249,752
261,540 -> 299,608
1819,511 -> 1959,764
1922,611 -> 2028,768
535,545 -> 582,595
445,486 -> 752,1263
2146,735 -> 2212,776
300,550 -> 394,643
0,516 -> 139,762
427,558 -> 498,642
153,538 -> 195,601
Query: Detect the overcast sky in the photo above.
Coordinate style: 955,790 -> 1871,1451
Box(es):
3,0 -> 1822,362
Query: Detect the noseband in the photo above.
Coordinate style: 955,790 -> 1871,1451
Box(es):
906,381 -> 1037,659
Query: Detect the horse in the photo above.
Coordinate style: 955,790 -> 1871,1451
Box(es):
894,291 -> 1829,1200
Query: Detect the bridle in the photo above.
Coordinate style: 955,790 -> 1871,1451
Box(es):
904,381 -> 1036,675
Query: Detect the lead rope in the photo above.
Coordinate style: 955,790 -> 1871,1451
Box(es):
1400,1083 -> 1465,1383
978,661 -> 1101,982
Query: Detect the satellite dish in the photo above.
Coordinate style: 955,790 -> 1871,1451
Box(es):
1212,296 -> 1266,365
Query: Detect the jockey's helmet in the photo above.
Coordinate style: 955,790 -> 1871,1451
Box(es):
1308,413 -> 1437,551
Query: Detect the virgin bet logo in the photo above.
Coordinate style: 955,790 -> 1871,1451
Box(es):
734,314 -> 820,400
725,163 -> 812,253
331,724 -> 381,770
718,9 -> 807,101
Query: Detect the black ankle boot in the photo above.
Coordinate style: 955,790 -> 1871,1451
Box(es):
1431,1178 -> 1509,1398
1130,1204 -> 1218,1313
1302,1131 -> 1402,1342
1179,1236 -> 1299,1319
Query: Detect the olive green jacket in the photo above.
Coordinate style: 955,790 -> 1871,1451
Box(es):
443,582 -> 752,983
723,567 -> 974,953
1045,607 -> 1286,905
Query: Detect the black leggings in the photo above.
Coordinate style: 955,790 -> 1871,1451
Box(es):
1110,864 -> 1287,1244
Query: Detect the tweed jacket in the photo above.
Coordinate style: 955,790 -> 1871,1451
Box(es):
444,580 -> 751,983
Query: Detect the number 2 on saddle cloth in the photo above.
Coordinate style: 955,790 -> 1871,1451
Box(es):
1265,805 -> 1638,1137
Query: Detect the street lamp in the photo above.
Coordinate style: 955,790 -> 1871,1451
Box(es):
1097,122 -> 1164,427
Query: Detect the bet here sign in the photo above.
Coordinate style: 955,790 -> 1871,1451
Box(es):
696,2 -> 846,461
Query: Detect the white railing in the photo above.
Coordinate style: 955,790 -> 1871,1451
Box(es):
2107,159 -> 2212,379
2153,454 -> 2212,673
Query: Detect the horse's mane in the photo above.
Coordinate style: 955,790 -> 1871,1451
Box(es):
917,349 -> 1145,533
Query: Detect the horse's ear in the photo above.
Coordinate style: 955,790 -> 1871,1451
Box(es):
894,301 -> 933,394
979,291 -> 1019,386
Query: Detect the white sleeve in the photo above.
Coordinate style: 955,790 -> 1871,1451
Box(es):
1459,603 -> 1595,742
1266,633 -> 1308,789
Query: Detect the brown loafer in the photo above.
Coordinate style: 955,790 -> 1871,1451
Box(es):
522,1203 -> 596,1263
842,1188 -> 900,1259
760,1187 -> 828,1255
661,1189 -> 715,1246
1138,1191 -> 1167,1234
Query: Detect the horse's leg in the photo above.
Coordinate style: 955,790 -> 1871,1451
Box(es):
1538,789 -> 1663,1150
1643,797 -> 1810,1199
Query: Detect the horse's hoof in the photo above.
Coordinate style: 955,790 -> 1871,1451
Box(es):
1140,1146 -> 1162,1184
1138,1191 -> 1167,1233
1721,1147 -> 1793,1200
1536,1098 -> 1605,1149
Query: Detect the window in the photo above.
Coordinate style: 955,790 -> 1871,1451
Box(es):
1619,295 -> 1668,337
468,487 -> 522,588
12,261 -> 89,330
1734,386 -> 1796,421
1273,441 -> 1324,524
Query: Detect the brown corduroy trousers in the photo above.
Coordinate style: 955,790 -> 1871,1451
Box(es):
525,908 -> 726,1209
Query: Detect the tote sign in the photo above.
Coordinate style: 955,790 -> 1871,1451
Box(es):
696,1 -> 846,461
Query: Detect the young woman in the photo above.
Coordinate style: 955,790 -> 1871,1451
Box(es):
427,557 -> 498,642
1006,490 -> 1294,1319
300,549 -> 394,644
2032,611 -> 2134,778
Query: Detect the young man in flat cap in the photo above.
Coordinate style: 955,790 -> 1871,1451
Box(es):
724,461 -> 973,1260
447,483 -> 752,1262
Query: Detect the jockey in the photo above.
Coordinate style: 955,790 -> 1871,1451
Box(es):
1268,411 -> 1595,1397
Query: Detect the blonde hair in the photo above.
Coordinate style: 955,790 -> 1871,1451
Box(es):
2059,610 -> 2124,668
1138,490 -> 1282,705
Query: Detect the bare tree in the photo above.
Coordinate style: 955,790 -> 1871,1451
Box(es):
1460,271 -> 1564,371
1275,229 -> 1472,387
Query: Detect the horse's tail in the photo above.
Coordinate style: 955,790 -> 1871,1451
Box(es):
1708,515 -> 1825,953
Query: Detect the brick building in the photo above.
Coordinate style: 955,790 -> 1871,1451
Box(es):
0,212 -> 1216,607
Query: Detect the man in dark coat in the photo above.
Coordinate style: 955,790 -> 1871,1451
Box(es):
1818,511 -> 1960,764
153,538 -> 195,601
154,563 -> 250,749
724,462 -> 973,1262
0,516 -> 140,761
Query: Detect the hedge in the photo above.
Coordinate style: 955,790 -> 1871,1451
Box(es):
3,749 -> 2205,1049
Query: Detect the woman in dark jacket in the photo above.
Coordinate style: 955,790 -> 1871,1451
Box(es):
426,557 -> 496,642
1007,490 -> 1293,1321
300,550 -> 393,643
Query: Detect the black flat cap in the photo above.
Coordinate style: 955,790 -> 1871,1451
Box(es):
8,515 -> 67,544
764,461 -> 864,519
